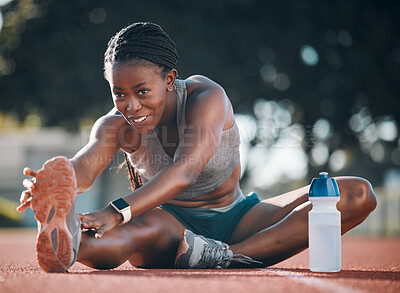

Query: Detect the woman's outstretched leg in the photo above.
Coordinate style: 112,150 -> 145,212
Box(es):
77,208 -> 186,269
25,156 -> 186,272
227,176 -> 377,266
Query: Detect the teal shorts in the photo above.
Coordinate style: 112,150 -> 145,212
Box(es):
160,192 -> 260,243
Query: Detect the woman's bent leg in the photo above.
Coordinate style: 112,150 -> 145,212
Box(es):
228,177 -> 377,267
77,208 -> 186,269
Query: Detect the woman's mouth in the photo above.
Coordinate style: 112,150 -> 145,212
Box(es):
128,115 -> 149,126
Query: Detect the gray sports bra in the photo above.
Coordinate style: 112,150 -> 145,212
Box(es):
126,79 -> 240,200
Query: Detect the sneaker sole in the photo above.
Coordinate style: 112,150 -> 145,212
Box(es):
174,229 -> 195,268
31,156 -> 77,273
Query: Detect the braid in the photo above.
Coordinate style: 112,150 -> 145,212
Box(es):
104,22 -> 178,76
124,152 -> 142,191
107,22 -> 178,190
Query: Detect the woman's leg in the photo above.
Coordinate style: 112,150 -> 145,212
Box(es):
227,176 -> 377,266
77,207 -> 186,269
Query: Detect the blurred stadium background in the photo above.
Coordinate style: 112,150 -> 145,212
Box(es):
0,0 -> 399,235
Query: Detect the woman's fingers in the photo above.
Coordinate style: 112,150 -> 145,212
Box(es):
22,167 -> 38,195
16,202 -> 31,212
20,190 -> 31,204
23,179 -> 35,191
95,226 -> 105,239
79,211 -> 113,239
23,167 -> 37,177
79,214 -> 100,230
80,218 -> 93,229
18,167 -> 37,213
17,190 -> 32,212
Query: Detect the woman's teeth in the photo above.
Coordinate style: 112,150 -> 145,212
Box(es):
132,116 -> 147,123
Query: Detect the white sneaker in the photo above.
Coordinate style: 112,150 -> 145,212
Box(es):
174,229 -> 262,269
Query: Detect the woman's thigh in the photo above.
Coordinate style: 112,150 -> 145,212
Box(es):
228,185 -> 309,244
78,207 -> 186,269
228,176 -> 375,244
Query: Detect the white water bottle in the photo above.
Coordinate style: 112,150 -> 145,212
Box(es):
308,172 -> 341,272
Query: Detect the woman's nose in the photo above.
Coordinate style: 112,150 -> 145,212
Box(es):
127,98 -> 142,111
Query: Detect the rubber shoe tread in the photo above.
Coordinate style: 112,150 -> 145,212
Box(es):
31,156 -> 77,273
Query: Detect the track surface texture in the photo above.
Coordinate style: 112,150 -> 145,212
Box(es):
0,229 -> 398,293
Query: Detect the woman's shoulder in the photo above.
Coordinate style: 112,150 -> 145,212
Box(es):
181,75 -> 233,127
91,108 -> 138,151
91,108 -> 134,139
93,108 -> 128,129
183,75 -> 228,107
184,75 -> 224,95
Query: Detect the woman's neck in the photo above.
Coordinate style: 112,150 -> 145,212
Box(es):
157,90 -> 177,129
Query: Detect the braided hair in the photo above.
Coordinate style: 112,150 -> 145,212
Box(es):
104,22 -> 179,191
104,22 -> 178,79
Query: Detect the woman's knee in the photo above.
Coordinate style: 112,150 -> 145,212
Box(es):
338,177 -> 377,221
77,230 -> 129,269
77,213 -> 162,269
359,178 -> 377,213
350,177 -> 376,213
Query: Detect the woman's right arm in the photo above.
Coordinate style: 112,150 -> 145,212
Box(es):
70,113 -> 134,193
18,112 -> 137,211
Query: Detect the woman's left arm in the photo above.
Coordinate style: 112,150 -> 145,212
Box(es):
81,77 -> 232,238
124,77 -> 231,213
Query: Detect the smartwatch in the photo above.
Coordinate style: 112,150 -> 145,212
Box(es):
109,198 -> 132,225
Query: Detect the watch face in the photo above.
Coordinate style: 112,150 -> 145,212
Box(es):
112,198 -> 129,210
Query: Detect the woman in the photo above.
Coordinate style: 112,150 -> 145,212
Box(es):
18,22 -> 377,273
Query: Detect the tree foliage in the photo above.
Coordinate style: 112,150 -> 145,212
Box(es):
0,0 -> 399,184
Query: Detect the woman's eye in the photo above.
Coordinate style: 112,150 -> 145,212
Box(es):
138,89 -> 149,96
114,92 -> 125,98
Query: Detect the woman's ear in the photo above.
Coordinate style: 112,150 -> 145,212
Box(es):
166,69 -> 178,92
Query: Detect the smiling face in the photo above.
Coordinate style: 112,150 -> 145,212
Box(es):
106,60 -> 177,133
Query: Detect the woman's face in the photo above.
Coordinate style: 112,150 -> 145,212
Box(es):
107,61 -> 175,133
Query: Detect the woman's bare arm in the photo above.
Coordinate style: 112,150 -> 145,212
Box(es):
70,113 -> 136,193
122,77 -> 232,216
71,77 -> 233,238
18,112 -> 136,212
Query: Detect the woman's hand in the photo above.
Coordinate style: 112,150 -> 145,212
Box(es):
79,205 -> 123,239
17,167 -> 38,212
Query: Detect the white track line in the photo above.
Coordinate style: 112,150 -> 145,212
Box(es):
262,269 -> 369,293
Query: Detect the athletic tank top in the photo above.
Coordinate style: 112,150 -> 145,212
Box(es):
126,79 -> 240,200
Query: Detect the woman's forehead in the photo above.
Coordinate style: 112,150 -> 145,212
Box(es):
107,62 -> 163,86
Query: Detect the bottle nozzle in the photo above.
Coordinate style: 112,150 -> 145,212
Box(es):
319,172 -> 328,178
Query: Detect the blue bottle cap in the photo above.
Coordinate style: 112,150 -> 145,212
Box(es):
309,172 -> 340,197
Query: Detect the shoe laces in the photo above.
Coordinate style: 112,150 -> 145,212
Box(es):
231,253 -> 263,266
198,244 -> 263,269
199,243 -> 232,269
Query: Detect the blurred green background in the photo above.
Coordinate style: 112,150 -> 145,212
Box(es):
0,0 -> 399,234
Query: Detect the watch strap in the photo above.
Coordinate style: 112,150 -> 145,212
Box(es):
119,205 -> 131,225
109,198 -> 132,225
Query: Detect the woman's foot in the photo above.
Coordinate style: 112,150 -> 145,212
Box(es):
175,229 -> 262,269
30,156 -> 81,273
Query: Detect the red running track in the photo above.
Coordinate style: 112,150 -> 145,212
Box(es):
0,229 -> 399,293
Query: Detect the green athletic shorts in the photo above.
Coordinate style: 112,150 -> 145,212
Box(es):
160,192 -> 260,243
